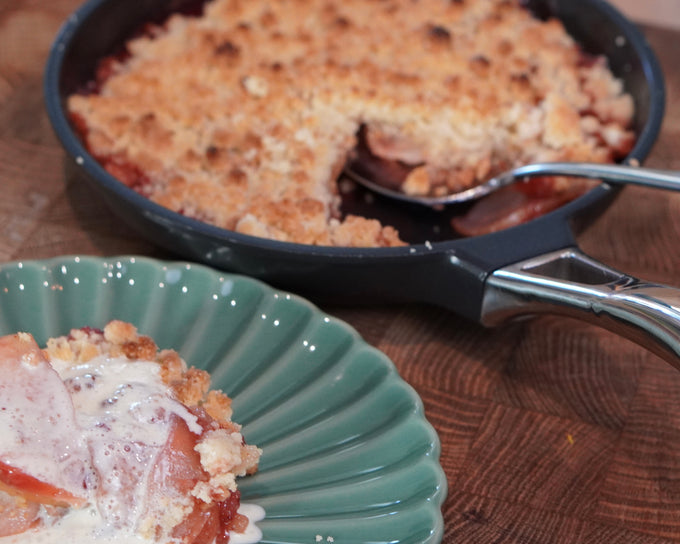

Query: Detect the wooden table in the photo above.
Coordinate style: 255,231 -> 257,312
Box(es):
2,1 -> 680,542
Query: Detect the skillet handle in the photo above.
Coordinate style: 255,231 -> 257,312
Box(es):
480,248 -> 680,369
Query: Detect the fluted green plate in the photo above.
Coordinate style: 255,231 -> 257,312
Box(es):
0,256 -> 446,544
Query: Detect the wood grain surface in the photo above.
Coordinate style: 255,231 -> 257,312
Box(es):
2,1 -> 680,542
610,0 -> 680,30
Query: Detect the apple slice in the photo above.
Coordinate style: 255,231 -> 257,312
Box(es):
0,333 -> 91,509
145,414 -> 215,543
0,461 -> 86,508
0,490 -> 41,537
146,413 -> 246,544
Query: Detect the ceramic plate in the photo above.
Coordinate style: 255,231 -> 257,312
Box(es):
0,255 -> 446,544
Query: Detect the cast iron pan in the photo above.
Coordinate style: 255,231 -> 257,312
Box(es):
45,0 -> 678,364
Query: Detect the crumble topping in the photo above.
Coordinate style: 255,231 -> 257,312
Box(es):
68,0 -> 634,246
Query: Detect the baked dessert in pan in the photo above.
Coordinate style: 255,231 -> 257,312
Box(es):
68,0 -> 635,246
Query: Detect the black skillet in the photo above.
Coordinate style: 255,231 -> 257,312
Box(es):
45,0 -> 677,364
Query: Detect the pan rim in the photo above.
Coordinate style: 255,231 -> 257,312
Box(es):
43,0 -> 666,261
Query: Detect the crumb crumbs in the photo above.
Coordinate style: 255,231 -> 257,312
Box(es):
241,75 -> 269,97
566,433 -> 574,445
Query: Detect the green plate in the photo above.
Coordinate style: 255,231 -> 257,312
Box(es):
0,256 -> 446,544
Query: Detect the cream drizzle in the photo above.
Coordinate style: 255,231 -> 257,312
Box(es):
0,355 -> 263,544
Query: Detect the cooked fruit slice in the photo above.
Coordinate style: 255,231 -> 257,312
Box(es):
0,490 -> 41,537
0,461 -> 85,508
365,123 -> 425,165
146,414 -> 216,543
144,413 -> 246,544
0,333 -> 91,508
451,182 -> 585,237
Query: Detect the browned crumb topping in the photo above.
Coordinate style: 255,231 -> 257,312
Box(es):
68,0 -> 634,246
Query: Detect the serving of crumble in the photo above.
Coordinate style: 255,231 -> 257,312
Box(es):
0,320 -> 262,544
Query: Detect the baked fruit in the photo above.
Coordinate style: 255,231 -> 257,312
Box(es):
0,321 -> 261,543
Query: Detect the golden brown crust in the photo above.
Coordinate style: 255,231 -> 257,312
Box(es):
68,0 -> 634,246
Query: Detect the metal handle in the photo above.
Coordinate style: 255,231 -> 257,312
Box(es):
480,248 -> 680,368
511,162 -> 680,192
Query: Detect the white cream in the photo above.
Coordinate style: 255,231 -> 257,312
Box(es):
0,354 -> 264,544
230,504 -> 265,544
0,504 -> 264,544
0,351 -> 94,499
1,506 -> 153,544
52,356 -> 201,530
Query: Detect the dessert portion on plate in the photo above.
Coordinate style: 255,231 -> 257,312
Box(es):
0,320 -> 262,544
68,0 -> 634,246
